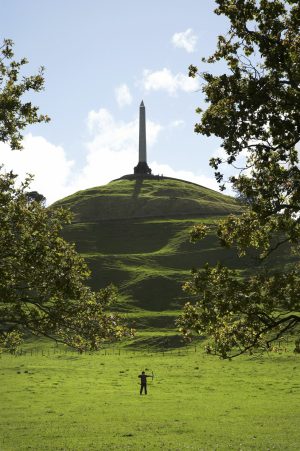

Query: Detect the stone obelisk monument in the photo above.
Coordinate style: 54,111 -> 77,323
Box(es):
134,101 -> 152,175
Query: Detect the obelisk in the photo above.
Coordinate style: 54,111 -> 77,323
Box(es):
134,101 -> 152,175
139,100 -> 147,163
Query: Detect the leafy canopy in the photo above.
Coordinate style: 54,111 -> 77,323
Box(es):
178,0 -> 300,357
0,172 -> 133,353
0,40 -> 132,352
0,39 -> 50,150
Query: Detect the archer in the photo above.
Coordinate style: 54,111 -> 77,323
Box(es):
138,370 -> 153,395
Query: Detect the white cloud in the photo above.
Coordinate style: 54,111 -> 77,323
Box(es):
74,108 -> 163,190
0,109 -> 221,205
86,108 -> 162,148
0,134 -> 74,204
115,84 -> 133,108
170,119 -> 185,128
171,28 -> 198,53
141,68 -> 199,95
0,111 -> 163,205
81,110 -> 219,193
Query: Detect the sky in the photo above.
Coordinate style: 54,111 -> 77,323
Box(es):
1,0 -> 230,204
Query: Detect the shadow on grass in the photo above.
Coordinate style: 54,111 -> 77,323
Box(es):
132,178 -> 144,200
127,315 -> 177,329
125,334 -> 202,351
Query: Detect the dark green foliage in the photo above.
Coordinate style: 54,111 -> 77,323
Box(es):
183,0 -> 300,356
0,39 -> 131,352
0,173 -> 132,353
26,191 -> 46,205
0,39 -> 50,150
178,263 -> 300,358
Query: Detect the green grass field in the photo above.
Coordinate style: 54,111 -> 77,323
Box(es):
1,343 -> 299,450
7,177 -> 296,450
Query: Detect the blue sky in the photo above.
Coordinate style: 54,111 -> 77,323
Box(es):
1,0 -> 229,203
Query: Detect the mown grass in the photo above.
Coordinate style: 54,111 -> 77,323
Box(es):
53,177 -> 299,331
64,216 -> 294,316
54,178 -> 241,222
1,344 -> 299,450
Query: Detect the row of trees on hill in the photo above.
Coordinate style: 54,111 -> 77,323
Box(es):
178,0 -> 300,357
0,39 -> 132,353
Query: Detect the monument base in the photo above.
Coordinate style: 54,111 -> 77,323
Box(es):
134,162 -> 152,175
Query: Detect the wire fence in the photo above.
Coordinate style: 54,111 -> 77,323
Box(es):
2,345 -> 200,358
1,336 -> 293,358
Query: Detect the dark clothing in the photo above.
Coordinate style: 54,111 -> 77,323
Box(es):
140,383 -> 147,395
139,373 -> 148,384
138,373 -> 151,395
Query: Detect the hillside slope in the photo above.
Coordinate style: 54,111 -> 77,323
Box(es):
56,177 -> 241,221
53,177 -> 294,337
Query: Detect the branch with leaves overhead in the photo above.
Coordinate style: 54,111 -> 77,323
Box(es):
0,39 -> 133,353
180,0 -> 300,357
0,39 -> 50,150
0,172 -> 133,353
177,263 -> 300,359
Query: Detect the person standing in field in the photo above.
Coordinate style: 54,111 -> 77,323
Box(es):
138,371 -> 151,395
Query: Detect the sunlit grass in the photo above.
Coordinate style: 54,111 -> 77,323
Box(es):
1,344 -> 299,450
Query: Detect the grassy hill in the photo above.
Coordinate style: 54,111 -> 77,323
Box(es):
54,177 -> 295,342
55,177 -> 241,221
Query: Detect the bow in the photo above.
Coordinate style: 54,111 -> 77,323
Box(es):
148,370 -> 154,384
144,368 -> 154,384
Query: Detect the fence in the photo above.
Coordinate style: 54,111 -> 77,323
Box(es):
1,336 -> 293,358
2,345 -> 199,358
